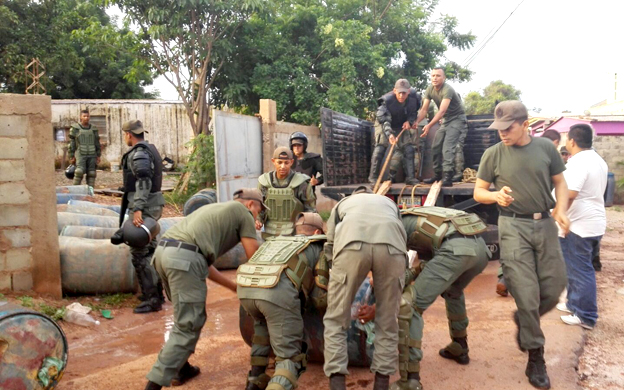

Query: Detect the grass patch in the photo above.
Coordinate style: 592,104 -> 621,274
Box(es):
612,206 -> 622,212
101,293 -> 134,307
38,303 -> 65,321
0,293 -> 4,300
17,295 -> 34,308
164,190 -> 192,211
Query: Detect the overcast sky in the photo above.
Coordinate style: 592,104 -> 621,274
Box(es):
144,0 -> 624,116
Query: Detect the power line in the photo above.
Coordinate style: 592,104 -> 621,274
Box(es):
462,0 -> 526,68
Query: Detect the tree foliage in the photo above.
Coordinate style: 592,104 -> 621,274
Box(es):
104,0 -> 263,135
464,80 -> 522,115
212,0 -> 476,124
0,0 -> 155,99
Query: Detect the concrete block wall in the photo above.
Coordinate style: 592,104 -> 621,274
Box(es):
592,135 -> 624,203
0,94 -> 61,297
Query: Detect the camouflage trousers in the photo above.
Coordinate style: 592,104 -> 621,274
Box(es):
398,236 -> 489,377
73,154 -> 97,186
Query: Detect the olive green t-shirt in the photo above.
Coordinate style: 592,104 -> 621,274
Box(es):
164,201 -> 257,265
423,82 -> 465,122
237,241 -> 323,313
476,137 -> 566,214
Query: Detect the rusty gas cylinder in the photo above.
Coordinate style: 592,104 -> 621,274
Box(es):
0,301 -> 68,389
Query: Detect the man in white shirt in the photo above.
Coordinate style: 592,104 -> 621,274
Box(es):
557,124 -> 607,329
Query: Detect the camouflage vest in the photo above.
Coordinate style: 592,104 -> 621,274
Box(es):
258,172 -> 308,236
401,207 -> 486,255
74,124 -> 98,156
236,235 -> 326,296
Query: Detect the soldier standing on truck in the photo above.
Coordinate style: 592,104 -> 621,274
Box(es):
474,100 -> 569,390
289,132 -> 324,191
368,79 -> 421,186
416,67 -> 468,187
237,212 -> 328,390
258,147 -> 316,238
68,109 -> 101,187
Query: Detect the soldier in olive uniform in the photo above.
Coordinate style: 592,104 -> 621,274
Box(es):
369,79 -> 421,185
237,212 -> 328,390
390,207 -> 491,390
416,67 -> 468,187
258,147 -> 316,238
68,109 -> 101,186
289,132 -> 324,191
323,187 -> 407,390
144,189 -> 263,390
117,120 -> 166,314
474,101 -> 569,390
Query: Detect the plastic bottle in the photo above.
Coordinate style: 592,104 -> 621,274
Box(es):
64,309 -> 100,327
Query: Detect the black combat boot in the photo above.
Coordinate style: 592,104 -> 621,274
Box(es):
144,381 -> 162,390
439,336 -> 470,365
373,372 -> 390,390
403,145 -> 419,185
369,145 -> 387,183
423,175 -> 441,184
171,361 -> 201,386
441,172 -> 453,187
245,365 -> 270,390
526,347 -> 551,389
451,172 -> 463,183
329,373 -> 346,390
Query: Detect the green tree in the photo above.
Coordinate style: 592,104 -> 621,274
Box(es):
464,80 -> 522,115
104,0 -> 263,135
0,0 -> 155,99
212,0 -> 475,124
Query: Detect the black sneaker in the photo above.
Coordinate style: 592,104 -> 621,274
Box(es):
133,299 -> 162,314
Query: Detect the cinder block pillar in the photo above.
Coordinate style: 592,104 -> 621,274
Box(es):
260,99 -> 277,173
0,94 -> 61,298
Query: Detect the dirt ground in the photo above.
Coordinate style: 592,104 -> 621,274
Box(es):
24,191 -> 624,389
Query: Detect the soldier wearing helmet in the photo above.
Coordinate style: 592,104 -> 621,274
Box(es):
289,132 -> 324,189
237,212 -> 328,390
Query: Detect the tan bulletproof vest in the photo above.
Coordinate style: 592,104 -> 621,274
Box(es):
236,235 -> 326,295
259,172 -> 308,236
401,207 -> 486,255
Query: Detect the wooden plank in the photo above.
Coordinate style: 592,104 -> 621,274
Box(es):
376,180 -> 392,196
423,181 -> 442,206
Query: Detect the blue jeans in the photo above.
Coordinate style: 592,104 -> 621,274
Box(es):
559,232 -> 601,326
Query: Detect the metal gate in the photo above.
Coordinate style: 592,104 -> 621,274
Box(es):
320,108 -> 374,186
212,110 -> 263,202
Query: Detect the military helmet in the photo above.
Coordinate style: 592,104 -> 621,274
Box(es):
65,164 -> 76,180
121,217 -> 160,247
289,131 -> 308,152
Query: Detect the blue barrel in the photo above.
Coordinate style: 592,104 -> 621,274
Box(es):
0,301 -> 68,389
57,204 -> 119,217
60,226 -> 119,240
183,188 -> 218,216
57,212 -> 119,234
56,193 -> 89,204
55,185 -> 93,195
239,279 -> 374,366
604,172 -> 616,207
59,236 -> 137,294
67,200 -> 122,213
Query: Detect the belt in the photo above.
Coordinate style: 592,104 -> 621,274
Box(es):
500,210 -> 550,220
158,239 -> 202,255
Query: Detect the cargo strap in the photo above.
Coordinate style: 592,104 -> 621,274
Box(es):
251,356 -> 270,366
272,368 -> 298,389
253,335 -> 270,346
399,361 -> 420,373
446,311 -> 467,322
450,328 -> 467,338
